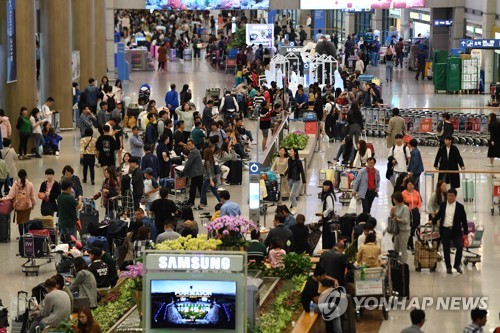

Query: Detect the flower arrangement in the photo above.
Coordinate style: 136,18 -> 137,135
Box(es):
282,131 -> 309,150
92,279 -> 134,332
120,262 -> 144,291
155,235 -> 222,251
205,215 -> 257,248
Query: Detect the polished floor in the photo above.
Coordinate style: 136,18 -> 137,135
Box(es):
1,57 -> 500,332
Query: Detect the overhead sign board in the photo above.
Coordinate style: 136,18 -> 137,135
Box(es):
434,20 -> 453,27
460,39 -> 500,49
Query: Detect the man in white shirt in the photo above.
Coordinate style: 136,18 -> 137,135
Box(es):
389,133 -> 410,187
431,188 -> 469,274
41,97 -> 56,124
357,219 -> 383,251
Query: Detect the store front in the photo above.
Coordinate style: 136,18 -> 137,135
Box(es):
409,9 -> 431,38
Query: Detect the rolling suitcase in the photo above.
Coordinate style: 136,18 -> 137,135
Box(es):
391,259 -> 410,298
19,233 -> 50,258
79,199 -> 99,236
264,180 -> 280,202
183,49 -> 192,61
414,240 -> 438,272
0,214 -> 10,242
170,49 -> 176,61
462,178 -> 475,202
11,291 -> 28,333
334,121 -> 347,141
226,160 -> 243,185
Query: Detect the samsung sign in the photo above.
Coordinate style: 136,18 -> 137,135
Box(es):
146,253 -> 244,272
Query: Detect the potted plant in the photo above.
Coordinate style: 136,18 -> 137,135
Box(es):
120,262 -> 144,320
155,235 -> 222,251
205,216 -> 257,250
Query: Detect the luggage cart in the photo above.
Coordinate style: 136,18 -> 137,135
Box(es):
463,225 -> 485,266
354,266 -> 390,321
338,168 -> 359,206
491,176 -> 500,215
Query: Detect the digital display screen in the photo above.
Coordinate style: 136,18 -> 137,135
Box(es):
150,280 -> 237,330
301,0 -> 425,9
249,182 -> 260,210
145,0 -> 269,10
434,20 -> 453,27
246,24 -> 274,48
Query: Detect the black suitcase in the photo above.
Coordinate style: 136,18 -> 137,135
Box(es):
80,211 -> 99,236
0,214 -> 10,242
226,160 -> 243,185
334,121 -> 348,140
391,259 -> 410,298
19,233 -> 50,258
264,180 -> 280,202
0,298 -> 8,329
339,213 -> 357,242
11,291 -> 28,333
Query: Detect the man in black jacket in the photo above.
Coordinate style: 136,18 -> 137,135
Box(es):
129,156 -> 144,210
319,242 -> 355,288
183,140 -> 204,210
264,214 -> 293,252
434,136 -> 465,189
432,189 -> 469,274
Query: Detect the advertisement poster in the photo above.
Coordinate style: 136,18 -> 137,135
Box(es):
146,0 -> 269,10
246,24 -> 274,48
301,0 -> 424,9
6,0 -> 17,83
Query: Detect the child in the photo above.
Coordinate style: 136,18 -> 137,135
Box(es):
268,240 -> 286,269
211,203 -> 223,221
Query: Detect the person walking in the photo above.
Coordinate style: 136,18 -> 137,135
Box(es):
463,308 -> 488,333
391,191 -> 411,264
402,178 -> 422,253
316,180 -> 336,249
16,107 -> 32,160
353,157 -> 380,214
432,188 -> 469,274
434,136 -> 465,189
384,47 -> 395,83
1,169 -> 36,236
389,133 -> 411,187
38,168 -> 61,217
157,43 -> 167,72
284,148 -> 306,215
184,139 -> 204,210
0,109 -> 12,140
199,148 -> 221,208
347,102 -> 363,146
487,112 -> 500,167
395,38 -> 405,69
436,113 -> 454,145
79,128 -> 97,185
407,139 -> 424,191
84,78 -> 99,113
415,49 -> 427,80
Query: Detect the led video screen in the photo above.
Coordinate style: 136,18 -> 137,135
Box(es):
150,280 -> 237,330
146,0 -> 269,10
300,0 -> 425,9
246,24 -> 274,48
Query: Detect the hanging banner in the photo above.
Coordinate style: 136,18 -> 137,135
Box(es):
6,0 -> 17,83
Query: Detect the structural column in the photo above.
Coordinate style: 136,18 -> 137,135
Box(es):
482,0 -> 496,87
373,9 -> 383,34
400,9 -> 411,40
450,6 -> 465,49
0,0 -> 37,149
73,0 -> 95,85
94,0 -> 107,80
40,0 -> 73,129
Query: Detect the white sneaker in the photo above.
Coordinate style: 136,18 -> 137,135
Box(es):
55,151 -> 60,156
487,164 -> 494,167
218,187 -> 225,191
250,141 -> 257,145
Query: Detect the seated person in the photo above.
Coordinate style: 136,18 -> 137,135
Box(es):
176,206 -> 200,235
133,226 -> 154,262
290,214 -> 310,254
42,121 -> 62,155
247,229 -> 266,263
357,233 -> 382,268
28,277 -> 71,333
156,219 -> 181,243
211,203 -> 223,221
215,142 -> 238,185
90,240 -> 119,287
333,136 -> 356,166
67,257 -> 98,309
76,307 -> 102,333
180,220 -> 198,238
268,240 -> 286,269
88,247 -> 111,288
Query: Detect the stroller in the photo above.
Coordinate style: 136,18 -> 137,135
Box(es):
138,84 -> 151,106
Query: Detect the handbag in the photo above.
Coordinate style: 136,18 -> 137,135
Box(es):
348,197 -> 357,214
0,199 -> 13,215
386,216 -> 399,235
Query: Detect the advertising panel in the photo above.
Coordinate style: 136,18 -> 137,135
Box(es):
301,0 -> 424,9
146,0 -> 269,10
246,24 -> 274,48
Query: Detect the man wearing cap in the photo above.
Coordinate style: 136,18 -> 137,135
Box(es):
91,240 -> 118,287
112,100 -> 124,121
88,247 -> 110,288
143,167 -> 160,212
140,144 -> 159,180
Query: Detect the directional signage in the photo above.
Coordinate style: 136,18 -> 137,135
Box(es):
434,20 -> 452,27
249,162 -> 261,175
459,39 -> 500,49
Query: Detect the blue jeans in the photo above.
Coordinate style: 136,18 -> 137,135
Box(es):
246,130 -> 254,142
252,105 -> 261,118
397,52 -> 404,67
371,52 -> 379,66
287,179 -> 302,208
200,179 -> 221,205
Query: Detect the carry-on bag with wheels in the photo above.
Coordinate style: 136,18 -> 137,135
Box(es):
226,160 -> 243,185
390,258 -> 410,298
414,239 -> 438,272
0,214 -> 10,242
80,199 -> 99,236
19,233 -> 50,258
462,177 -> 475,202
11,291 -> 28,333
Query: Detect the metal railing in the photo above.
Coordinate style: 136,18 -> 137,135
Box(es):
423,169 -> 500,213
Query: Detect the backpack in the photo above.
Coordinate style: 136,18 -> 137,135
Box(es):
395,42 -> 402,53
106,95 -> 116,113
14,184 -> 31,211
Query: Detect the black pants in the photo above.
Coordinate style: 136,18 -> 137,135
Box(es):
188,175 -> 203,206
361,190 -> 377,214
133,194 -> 143,210
441,227 -> 463,269
19,133 -> 30,156
158,62 -> 165,70
194,48 -> 201,59
82,154 -> 96,182
294,107 -> 308,119
415,63 -> 425,80
408,208 -> 421,251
